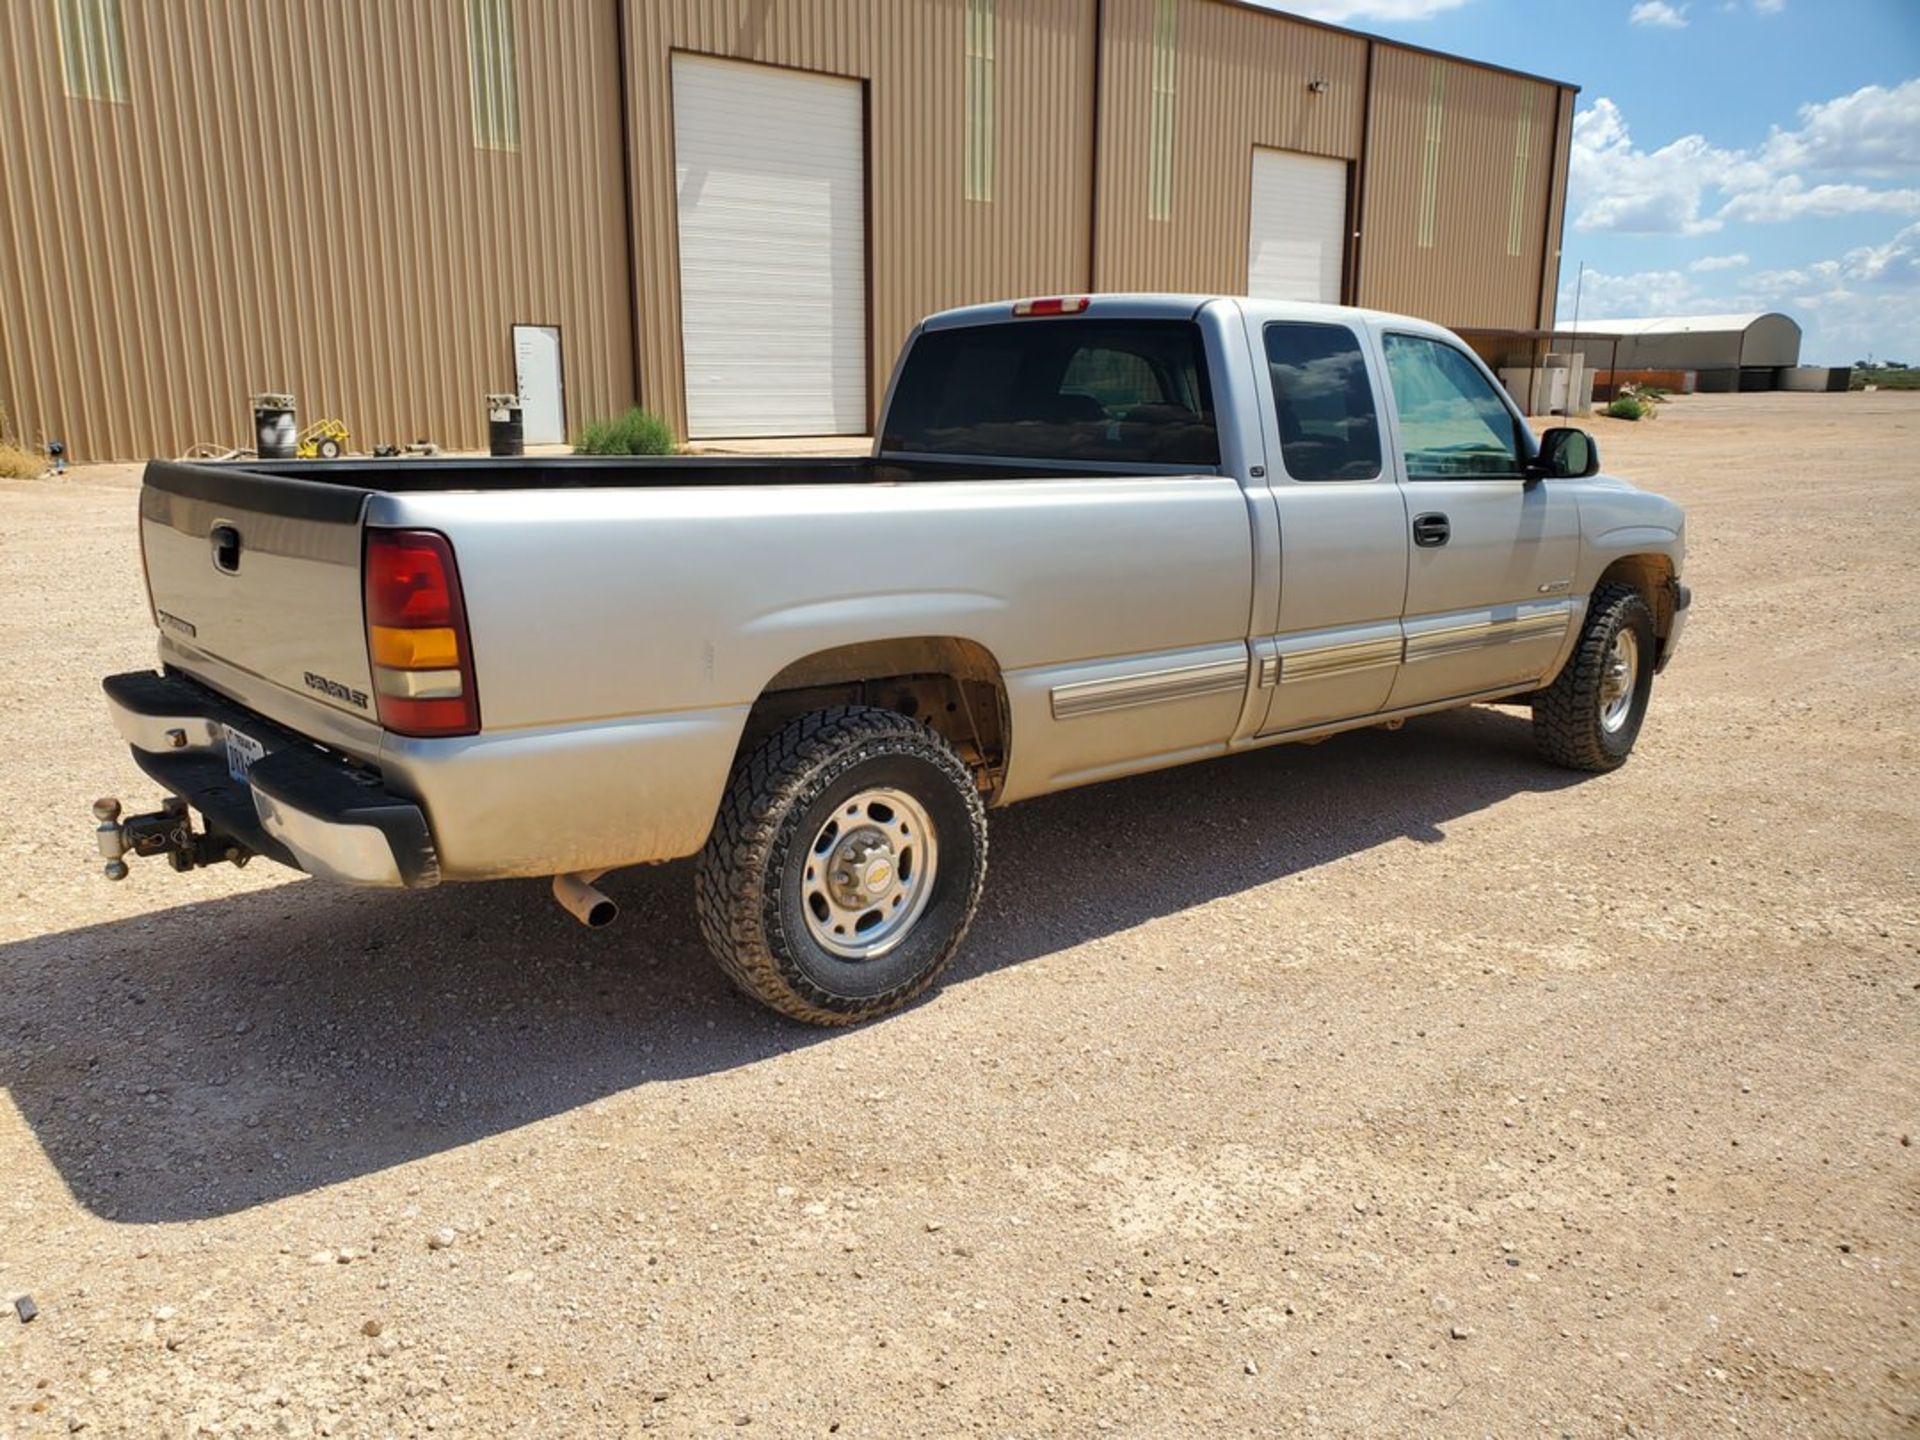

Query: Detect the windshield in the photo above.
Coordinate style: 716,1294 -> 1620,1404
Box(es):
882,319 -> 1219,466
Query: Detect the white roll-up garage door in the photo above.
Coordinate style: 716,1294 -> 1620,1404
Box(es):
1246,149 -> 1348,304
672,55 -> 867,438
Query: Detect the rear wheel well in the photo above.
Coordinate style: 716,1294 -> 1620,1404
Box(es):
736,638 -> 1010,800
1595,554 -> 1677,637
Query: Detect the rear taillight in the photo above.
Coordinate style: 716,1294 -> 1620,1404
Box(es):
363,528 -> 479,737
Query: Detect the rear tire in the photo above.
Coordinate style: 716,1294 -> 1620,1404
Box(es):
1532,583 -> 1656,772
694,706 -> 988,1025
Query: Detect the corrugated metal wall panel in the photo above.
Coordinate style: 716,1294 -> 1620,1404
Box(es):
1356,46 -> 1561,331
0,0 -> 631,462
1094,0 -> 1367,295
624,0 -> 1095,438
1538,86 -> 1575,328
1,0 -> 1571,458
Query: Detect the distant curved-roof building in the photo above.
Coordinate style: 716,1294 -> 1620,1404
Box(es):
1562,312 -> 1802,391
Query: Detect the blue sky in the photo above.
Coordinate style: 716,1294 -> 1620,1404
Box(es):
1261,0 -> 1920,363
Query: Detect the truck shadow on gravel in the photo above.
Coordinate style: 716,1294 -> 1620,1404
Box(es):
4,705 -> 1586,1223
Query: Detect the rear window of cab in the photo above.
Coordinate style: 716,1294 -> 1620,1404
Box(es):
883,319 -> 1219,466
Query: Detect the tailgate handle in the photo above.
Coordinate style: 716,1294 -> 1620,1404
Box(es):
210,524 -> 242,574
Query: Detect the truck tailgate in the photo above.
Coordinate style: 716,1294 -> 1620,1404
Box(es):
139,461 -> 378,735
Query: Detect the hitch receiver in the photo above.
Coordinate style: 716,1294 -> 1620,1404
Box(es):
93,797 -> 253,880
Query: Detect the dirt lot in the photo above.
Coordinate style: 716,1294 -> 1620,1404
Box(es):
2,393 -> 1916,1437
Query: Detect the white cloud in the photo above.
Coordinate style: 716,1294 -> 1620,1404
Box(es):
1569,98 -> 1765,235
1559,223 -> 1920,363
1840,223 -> 1920,288
1760,79 -> 1920,178
1719,177 -> 1920,224
1570,84 -> 1920,235
1689,253 -> 1750,271
1564,267 -> 1706,318
1752,0 -> 1784,12
1261,0 -> 1470,19
1629,1 -> 1688,26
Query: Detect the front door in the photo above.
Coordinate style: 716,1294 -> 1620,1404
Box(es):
512,324 -> 565,445
1251,316 -> 1412,735
1377,330 -> 1579,709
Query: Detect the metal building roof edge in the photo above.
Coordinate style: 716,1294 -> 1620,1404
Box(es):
1560,313 -> 1801,336
1209,0 -> 1581,93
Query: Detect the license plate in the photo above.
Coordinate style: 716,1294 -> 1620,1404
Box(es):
224,725 -> 266,784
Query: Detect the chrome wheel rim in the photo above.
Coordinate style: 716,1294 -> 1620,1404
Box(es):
801,788 -> 939,961
1599,628 -> 1640,733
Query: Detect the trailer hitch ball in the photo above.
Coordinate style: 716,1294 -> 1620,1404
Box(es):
88,795 -> 251,879
95,798 -> 132,879
95,796 -> 129,867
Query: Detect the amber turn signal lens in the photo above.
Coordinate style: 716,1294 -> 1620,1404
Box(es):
369,624 -> 461,669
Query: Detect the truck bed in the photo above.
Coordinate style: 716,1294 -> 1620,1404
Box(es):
165,452 -> 1187,498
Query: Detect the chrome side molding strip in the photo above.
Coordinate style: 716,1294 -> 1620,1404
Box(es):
1404,603 -> 1571,664
1278,634 -> 1404,684
1052,598 -> 1572,722
1051,656 -> 1250,720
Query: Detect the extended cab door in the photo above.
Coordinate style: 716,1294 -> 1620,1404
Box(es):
1375,330 -> 1579,709
1247,315 -> 1411,735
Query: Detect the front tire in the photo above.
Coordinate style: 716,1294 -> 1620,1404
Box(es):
1532,583 -> 1656,772
695,706 -> 988,1025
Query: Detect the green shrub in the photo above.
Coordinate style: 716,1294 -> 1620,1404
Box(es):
575,408 -> 678,456
1606,394 -> 1647,421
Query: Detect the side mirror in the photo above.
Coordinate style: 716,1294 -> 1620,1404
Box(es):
1529,426 -> 1599,482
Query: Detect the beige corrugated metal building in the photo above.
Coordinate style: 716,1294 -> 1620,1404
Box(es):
0,0 -> 1575,461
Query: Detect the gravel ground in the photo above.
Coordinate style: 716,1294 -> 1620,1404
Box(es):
1,393 -> 1915,1438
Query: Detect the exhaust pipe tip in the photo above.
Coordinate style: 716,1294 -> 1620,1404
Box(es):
552,871 -> 618,929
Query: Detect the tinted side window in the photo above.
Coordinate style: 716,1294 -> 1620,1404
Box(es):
1381,333 -> 1524,479
883,320 -> 1219,466
1263,322 -> 1382,481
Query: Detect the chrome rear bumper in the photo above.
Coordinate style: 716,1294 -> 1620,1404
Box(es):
102,670 -> 438,888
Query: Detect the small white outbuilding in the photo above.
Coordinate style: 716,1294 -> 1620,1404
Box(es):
1561,313 -> 1803,391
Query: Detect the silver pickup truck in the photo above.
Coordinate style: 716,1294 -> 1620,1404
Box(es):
96,295 -> 1689,1024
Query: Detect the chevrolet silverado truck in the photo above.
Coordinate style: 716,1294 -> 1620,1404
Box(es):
95,295 -> 1689,1024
